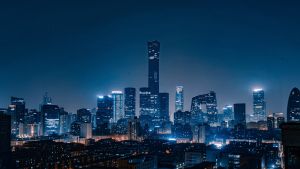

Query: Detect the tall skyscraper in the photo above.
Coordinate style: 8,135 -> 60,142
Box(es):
234,103 -> 246,127
148,40 -> 160,94
0,111 -> 13,169
96,95 -> 113,135
111,91 -> 124,123
159,92 -> 169,122
124,87 -> 136,119
287,87 -> 300,122
41,104 -> 60,136
175,86 -> 184,111
253,88 -> 266,122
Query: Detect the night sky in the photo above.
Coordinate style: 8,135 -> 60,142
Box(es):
1,0 -> 300,118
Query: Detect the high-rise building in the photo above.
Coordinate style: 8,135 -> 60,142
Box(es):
77,108 -> 92,123
128,116 -> 141,141
253,88 -> 266,122
159,92 -> 169,122
281,123 -> 300,169
175,86 -> 184,111
147,41 -> 160,124
148,40 -> 160,94
223,105 -> 234,122
41,104 -> 60,136
124,87 -> 136,119
287,88 -> 300,122
234,103 -> 246,127
193,124 -> 206,143
111,91 -> 124,123
139,87 -> 152,116
96,95 -> 113,135
190,91 -> 218,126
59,109 -> 69,134
8,97 -> 27,136
80,123 -> 92,139
0,111 -> 13,169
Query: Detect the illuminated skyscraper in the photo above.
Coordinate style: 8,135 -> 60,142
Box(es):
253,88 -> 266,122
287,87 -> 300,122
124,87 -> 136,119
128,116 -> 141,141
96,95 -> 113,135
139,87 -> 152,116
148,40 -> 160,94
175,86 -> 184,111
223,105 -> 233,122
41,104 -> 60,136
111,91 -> 124,123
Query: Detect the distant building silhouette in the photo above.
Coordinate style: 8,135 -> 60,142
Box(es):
287,88 -> 300,122
234,103 -> 246,128
0,111 -> 13,169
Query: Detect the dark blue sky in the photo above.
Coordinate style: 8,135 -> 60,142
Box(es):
1,0 -> 300,117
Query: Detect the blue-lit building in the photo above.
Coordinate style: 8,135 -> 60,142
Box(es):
139,87 -> 152,117
287,87 -> 300,122
253,88 -> 266,122
111,91 -> 124,123
223,105 -> 234,122
96,95 -> 113,135
42,104 -> 60,136
8,97 -> 27,136
124,87 -> 136,119
190,91 -> 218,126
175,86 -> 184,112
159,92 -> 169,122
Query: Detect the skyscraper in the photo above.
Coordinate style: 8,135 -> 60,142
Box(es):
234,103 -> 246,127
253,88 -> 266,122
111,91 -> 124,123
148,40 -> 160,94
159,92 -> 169,122
96,95 -> 113,135
41,104 -> 60,136
223,105 -> 234,122
175,86 -> 184,112
124,87 -> 136,119
139,87 -> 152,116
287,87 -> 300,122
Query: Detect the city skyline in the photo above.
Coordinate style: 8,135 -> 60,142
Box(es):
1,0 -> 300,116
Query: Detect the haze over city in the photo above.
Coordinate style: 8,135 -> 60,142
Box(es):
1,0 -> 300,115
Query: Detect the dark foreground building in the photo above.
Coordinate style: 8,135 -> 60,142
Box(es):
0,111 -> 14,169
281,122 -> 300,169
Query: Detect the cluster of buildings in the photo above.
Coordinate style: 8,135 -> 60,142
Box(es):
0,40 -> 300,169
